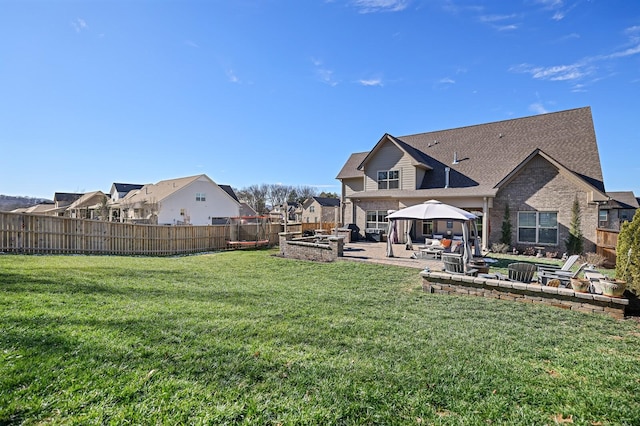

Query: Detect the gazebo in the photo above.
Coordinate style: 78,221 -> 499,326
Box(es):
386,200 -> 480,272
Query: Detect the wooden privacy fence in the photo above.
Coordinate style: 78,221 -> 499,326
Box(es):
278,222 -> 338,236
596,228 -> 619,266
0,212 -> 281,256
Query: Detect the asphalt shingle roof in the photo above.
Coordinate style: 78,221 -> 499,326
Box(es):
338,107 -> 605,193
605,191 -> 639,209
313,197 -> 340,207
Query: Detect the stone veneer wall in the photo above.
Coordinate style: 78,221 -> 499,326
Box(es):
279,232 -> 344,262
421,271 -> 628,319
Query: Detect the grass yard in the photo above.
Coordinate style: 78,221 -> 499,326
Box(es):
1,251 -> 640,425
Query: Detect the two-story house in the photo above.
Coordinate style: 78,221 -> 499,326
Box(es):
337,107 -> 609,253
116,174 -> 241,225
301,197 -> 340,224
599,191 -> 638,230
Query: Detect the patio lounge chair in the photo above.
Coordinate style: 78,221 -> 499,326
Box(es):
507,262 -> 537,283
442,253 -> 478,276
537,263 -> 588,287
536,254 -> 579,284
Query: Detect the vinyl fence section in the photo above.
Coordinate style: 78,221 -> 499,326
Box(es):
0,212 -> 281,256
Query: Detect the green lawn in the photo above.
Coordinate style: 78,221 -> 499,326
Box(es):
1,251 -> 639,425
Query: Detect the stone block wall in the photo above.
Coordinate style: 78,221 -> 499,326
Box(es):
279,232 -> 344,262
421,271 -> 628,319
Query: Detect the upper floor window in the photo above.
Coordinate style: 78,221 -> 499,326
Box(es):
377,170 -> 399,190
310,206 -> 315,213
518,211 -> 558,245
196,193 -> 206,202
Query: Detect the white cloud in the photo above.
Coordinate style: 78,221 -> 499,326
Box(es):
226,69 -> 240,83
352,0 -> 409,14
571,83 -> 587,93
478,14 -> 517,23
625,25 -> 640,39
72,18 -> 88,33
531,64 -> 587,81
605,44 -> 640,59
509,36 -> 640,85
497,24 -> 519,31
556,32 -> 580,42
434,76 -> 455,90
477,13 -> 519,31
311,58 -> 339,86
185,40 -> 199,48
359,78 -> 383,87
529,102 -> 549,114
509,64 -> 589,81
318,69 -> 338,86
534,0 -> 580,21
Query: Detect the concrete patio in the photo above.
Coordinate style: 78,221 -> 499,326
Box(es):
340,240 -> 444,270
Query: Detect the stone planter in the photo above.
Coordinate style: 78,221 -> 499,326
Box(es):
600,279 -> 626,298
570,278 -> 591,293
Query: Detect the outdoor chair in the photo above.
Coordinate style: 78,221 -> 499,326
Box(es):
537,262 -> 588,287
536,254 -> 579,284
442,253 -> 478,276
507,262 -> 537,283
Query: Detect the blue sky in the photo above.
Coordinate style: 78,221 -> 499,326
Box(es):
1,0 -> 639,200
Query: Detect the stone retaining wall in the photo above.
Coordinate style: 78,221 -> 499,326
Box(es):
421,271 -> 629,319
279,232 -> 344,262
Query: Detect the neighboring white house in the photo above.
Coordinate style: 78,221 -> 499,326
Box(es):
67,191 -> 108,219
115,174 -> 241,225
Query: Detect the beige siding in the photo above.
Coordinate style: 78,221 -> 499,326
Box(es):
343,177 -> 364,197
363,141 -> 416,191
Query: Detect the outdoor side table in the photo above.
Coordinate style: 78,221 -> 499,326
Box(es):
421,247 -> 443,259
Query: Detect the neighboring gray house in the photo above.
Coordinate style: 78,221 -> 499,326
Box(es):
599,191 -> 638,230
301,197 -> 340,224
337,107 -> 608,253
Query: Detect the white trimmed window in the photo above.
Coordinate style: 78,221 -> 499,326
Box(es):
518,211 -> 558,245
377,170 -> 399,190
366,210 -> 388,229
599,210 -> 608,228
196,193 -> 206,202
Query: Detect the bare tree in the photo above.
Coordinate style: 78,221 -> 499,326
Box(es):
96,195 -> 110,221
290,185 -> 318,205
319,191 -> 338,199
268,184 -> 295,208
142,198 -> 160,225
238,184 -> 318,212
237,184 -> 269,214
